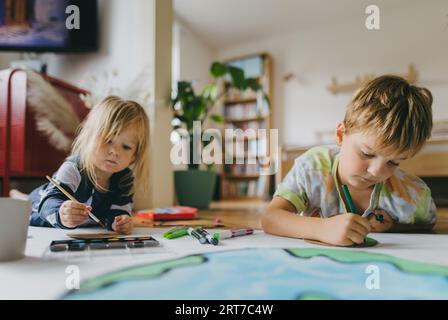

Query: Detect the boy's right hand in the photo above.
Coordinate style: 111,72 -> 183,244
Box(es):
59,200 -> 91,228
320,213 -> 372,246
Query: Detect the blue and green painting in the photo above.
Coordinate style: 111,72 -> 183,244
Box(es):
64,248 -> 448,299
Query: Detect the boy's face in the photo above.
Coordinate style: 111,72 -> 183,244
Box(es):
94,126 -> 137,178
336,123 -> 409,190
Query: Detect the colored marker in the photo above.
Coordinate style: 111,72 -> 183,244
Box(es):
187,227 -> 207,244
341,184 -> 357,213
163,227 -> 189,239
49,243 -> 69,252
213,228 -> 254,240
341,184 -> 377,246
196,228 -> 219,245
68,242 -> 87,251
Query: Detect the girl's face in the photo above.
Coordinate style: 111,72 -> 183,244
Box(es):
94,126 -> 138,177
336,123 -> 408,191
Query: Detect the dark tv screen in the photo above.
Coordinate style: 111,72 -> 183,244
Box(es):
0,0 -> 98,52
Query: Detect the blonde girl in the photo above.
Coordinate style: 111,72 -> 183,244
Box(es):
14,96 -> 150,234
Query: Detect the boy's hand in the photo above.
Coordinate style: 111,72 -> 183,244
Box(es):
59,200 -> 91,228
112,215 -> 133,234
368,209 -> 394,232
320,213 -> 372,246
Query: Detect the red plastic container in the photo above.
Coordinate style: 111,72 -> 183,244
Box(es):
136,206 -> 198,221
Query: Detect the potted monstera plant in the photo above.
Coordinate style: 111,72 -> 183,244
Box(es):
171,62 -> 267,209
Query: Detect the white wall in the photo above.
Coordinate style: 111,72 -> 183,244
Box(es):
175,17 -> 215,90
172,17 -> 218,170
149,0 -> 174,208
0,52 -> 19,69
49,0 -> 155,91
216,0 -> 448,147
1,0 -> 175,208
0,0 -> 154,91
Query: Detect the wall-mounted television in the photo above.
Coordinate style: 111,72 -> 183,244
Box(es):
0,0 -> 98,52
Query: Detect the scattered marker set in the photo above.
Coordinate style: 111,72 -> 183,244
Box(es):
49,227 -> 254,253
188,227 -> 219,245
163,227 -> 254,245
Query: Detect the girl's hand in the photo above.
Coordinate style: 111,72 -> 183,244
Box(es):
59,200 -> 91,228
112,215 -> 133,234
319,213 -> 372,246
368,209 -> 394,232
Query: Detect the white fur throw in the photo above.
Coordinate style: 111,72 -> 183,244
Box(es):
25,69 -> 80,152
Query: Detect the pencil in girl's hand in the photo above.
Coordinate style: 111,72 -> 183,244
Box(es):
45,175 -> 106,229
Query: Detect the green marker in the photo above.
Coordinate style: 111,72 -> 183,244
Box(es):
163,227 -> 188,239
341,184 -> 356,213
341,184 -> 378,246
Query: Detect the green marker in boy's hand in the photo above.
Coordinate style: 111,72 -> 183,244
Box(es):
341,184 -> 357,213
261,76 -> 430,248
341,184 -> 377,246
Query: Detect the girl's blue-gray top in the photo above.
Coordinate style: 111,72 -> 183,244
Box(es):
29,155 -> 133,230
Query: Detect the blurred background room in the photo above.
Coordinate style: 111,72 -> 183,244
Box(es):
1,0 -> 447,221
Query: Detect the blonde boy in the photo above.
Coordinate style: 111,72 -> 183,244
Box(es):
262,75 -> 436,246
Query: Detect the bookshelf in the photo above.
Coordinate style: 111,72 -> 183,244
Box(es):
221,53 -> 273,200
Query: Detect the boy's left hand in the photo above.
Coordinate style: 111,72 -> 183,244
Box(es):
112,215 -> 133,234
368,209 -> 394,232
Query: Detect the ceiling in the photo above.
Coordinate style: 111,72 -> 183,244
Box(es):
174,0 -> 422,50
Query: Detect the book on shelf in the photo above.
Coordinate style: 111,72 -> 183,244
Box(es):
248,180 -> 257,196
224,138 -> 268,161
224,120 -> 266,130
222,176 -> 269,199
223,100 -> 269,120
224,163 -> 261,175
224,102 -> 258,118
256,175 -> 269,198
225,87 -> 258,102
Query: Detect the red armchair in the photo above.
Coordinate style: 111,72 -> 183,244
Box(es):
0,68 -> 89,196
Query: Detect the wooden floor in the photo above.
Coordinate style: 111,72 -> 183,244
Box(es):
199,200 -> 448,234
199,200 -> 268,229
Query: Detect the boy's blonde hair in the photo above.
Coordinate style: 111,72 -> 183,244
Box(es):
344,75 -> 433,156
72,96 -> 150,195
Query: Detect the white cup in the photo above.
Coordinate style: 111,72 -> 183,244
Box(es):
0,198 -> 31,262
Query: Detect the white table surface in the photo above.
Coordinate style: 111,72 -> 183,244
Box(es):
1,226 -> 447,299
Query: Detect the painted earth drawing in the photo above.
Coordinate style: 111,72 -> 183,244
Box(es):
64,248 -> 448,300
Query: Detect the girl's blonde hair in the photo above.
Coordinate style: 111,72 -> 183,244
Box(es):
72,96 -> 150,195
